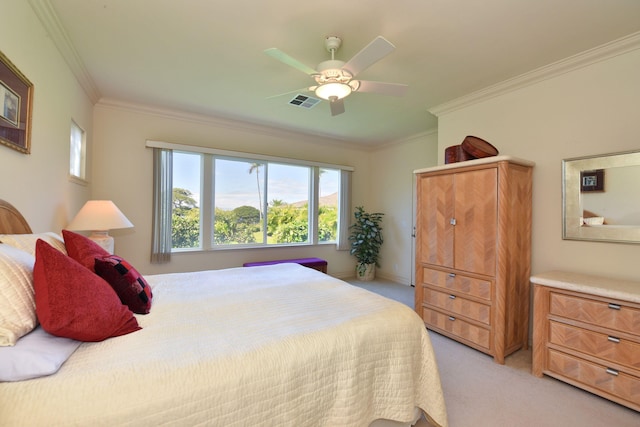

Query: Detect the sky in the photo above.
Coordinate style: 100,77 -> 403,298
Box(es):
173,152 -> 338,210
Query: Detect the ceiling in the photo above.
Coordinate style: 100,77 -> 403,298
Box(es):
33,0 -> 640,147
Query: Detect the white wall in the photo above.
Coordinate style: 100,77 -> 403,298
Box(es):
1,2 -> 436,284
370,131 -> 438,284
433,46 -> 640,282
92,101 -> 375,276
8,1 -> 637,285
0,1 -> 92,231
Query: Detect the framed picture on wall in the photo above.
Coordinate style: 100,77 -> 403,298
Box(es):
580,169 -> 604,192
0,50 -> 33,154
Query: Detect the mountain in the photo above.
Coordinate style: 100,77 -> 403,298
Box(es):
290,192 -> 337,208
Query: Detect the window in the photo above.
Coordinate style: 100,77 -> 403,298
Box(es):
172,152 -> 201,249
318,168 -> 339,243
264,163 -> 310,244
149,141 -> 352,252
213,158 -> 266,245
69,120 -> 86,180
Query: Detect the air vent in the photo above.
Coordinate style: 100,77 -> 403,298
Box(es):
288,94 -> 321,109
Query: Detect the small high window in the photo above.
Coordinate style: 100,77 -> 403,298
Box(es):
69,120 -> 86,180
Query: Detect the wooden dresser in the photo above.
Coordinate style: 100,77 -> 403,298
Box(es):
414,156 -> 534,364
532,271 -> 640,411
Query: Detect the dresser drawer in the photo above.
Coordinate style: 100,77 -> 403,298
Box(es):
422,308 -> 490,350
423,287 -> 491,325
422,267 -> 492,300
547,348 -> 640,407
549,321 -> 640,372
549,292 -> 640,336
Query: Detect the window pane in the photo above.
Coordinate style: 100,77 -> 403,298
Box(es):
319,168 -> 339,242
69,121 -> 85,179
172,152 -> 201,249
214,159 -> 264,245
267,163 -> 310,244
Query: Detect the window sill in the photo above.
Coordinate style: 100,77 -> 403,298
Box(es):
171,241 -> 337,254
68,175 -> 88,186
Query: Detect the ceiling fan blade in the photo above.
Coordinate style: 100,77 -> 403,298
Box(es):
343,36 -> 396,77
266,87 -> 313,100
356,80 -> 408,97
264,48 -> 317,75
329,98 -> 345,116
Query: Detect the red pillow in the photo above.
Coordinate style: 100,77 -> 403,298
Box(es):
33,239 -> 140,341
95,255 -> 153,314
62,229 -> 110,272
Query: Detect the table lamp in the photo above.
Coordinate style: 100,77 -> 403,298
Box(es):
66,200 -> 134,253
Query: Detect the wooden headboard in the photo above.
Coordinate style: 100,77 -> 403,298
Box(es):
0,199 -> 33,234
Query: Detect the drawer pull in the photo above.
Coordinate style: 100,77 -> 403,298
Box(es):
449,294 -> 456,300
448,273 -> 456,278
605,368 -> 619,376
607,336 -> 621,344
608,303 -> 621,310
450,218 -> 457,226
448,316 -> 456,321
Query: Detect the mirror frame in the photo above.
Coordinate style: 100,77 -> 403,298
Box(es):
563,149 -> 640,244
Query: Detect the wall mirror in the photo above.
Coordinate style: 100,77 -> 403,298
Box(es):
563,150 -> 640,244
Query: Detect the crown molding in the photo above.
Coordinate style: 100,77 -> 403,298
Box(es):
374,127 -> 438,152
429,31 -> 640,117
29,0 -> 101,103
96,98 -> 372,151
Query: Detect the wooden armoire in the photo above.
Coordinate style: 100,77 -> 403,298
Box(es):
414,156 -> 534,364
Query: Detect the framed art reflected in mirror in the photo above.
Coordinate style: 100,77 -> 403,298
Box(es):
580,169 -> 604,192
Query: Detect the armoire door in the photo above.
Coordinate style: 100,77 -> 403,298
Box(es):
453,168 -> 497,276
417,173 -> 454,268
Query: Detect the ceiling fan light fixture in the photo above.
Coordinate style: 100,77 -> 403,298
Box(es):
315,82 -> 352,100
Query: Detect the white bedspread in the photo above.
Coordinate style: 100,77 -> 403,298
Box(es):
0,264 -> 447,427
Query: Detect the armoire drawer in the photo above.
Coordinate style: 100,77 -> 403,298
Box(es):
549,292 -> 640,336
422,308 -> 490,350
422,267 -> 492,301
547,348 -> 640,407
423,287 -> 491,325
548,321 -> 640,372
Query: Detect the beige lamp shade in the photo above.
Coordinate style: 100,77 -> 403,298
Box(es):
67,200 -> 133,253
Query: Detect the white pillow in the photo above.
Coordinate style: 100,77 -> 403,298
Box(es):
0,232 -> 67,256
0,326 -> 81,381
0,244 -> 36,346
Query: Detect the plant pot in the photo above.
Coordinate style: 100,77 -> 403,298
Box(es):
356,263 -> 376,281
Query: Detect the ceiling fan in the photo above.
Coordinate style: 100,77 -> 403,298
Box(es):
265,35 -> 408,116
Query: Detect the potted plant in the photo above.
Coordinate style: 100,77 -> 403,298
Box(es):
349,206 -> 384,281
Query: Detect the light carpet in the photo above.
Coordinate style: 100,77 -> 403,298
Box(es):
349,278 -> 639,427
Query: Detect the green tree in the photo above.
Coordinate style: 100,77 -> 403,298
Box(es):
233,205 -> 260,225
173,188 -> 198,211
172,188 -> 199,248
213,208 -> 236,244
214,208 -> 258,244
318,205 -> 337,241
172,187 -> 339,247
172,208 -> 200,248
267,200 -> 308,243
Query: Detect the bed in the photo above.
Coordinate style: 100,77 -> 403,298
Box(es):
0,199 -> 448,427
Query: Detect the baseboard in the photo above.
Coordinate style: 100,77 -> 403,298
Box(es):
374,271 -> 411,285
331,271 -> 356,280
332,270 -> 412,285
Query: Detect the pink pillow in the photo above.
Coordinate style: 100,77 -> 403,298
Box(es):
62,230 -> 110,272
95,255 -> 153,314
33,239 -> 140,342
